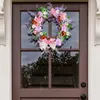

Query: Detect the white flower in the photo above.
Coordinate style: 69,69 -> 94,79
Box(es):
40,32 -> 43,36
66,22 -> 69,26
56,10 -> 60,15
43,11 -> 48,15
49,42 -> 56,50
38,41 -> 47,50
32,24 -> 36,29
67,31 -> 70,36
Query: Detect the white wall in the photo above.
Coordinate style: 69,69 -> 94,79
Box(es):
0,0 -> 100,100
0,0 -> 12,100
88,0 -> 100,100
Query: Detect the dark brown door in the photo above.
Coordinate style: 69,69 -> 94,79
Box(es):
12,2 -> 88,100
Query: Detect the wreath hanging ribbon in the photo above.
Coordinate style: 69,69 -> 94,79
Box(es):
27,3 -> 73,52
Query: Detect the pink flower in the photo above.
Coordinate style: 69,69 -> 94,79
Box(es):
33,27 -> 42,34
35,26 -> 42,32
56,38 -> 62,46
61,24 -> 67,32
37,12 -> 43,17
33,30 -> 38,34
50,8 -> 59,18
34,16 -> 43,26
50,8 -> 56,15
59,12 -> 66,21
42,38 -> 55,44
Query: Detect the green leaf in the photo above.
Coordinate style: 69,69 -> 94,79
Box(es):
67,24 -> 72,29
33,35 -> 39,40
65,35 -> 69,39
57,32 -> 61,35
29,28 -> 34,33
68,16 -> 70,19
40,7 -> 47,12
37,8 -> 41,11
43,32 -> 47,36
61,37 -> 65,41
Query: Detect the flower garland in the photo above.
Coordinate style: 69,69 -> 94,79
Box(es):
27,3 -> 72,52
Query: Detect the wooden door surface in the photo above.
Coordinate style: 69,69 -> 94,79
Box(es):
12,2 -> 88,100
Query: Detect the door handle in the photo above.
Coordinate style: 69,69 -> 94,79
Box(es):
81,82 -> 86,88
80,94 -> 87,100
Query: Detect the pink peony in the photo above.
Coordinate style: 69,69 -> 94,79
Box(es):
59,12 -> 66,21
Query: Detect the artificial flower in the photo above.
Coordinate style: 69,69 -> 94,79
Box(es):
32,20 -> 38,25
40,32 -> 43,36
59,12 -> 67,21
43,11 -> 48,18
50,8 -> 56,15
58,16 -> 62,22
61,24 -> 67,32
61,31 -> 66,36
32,24 -> 36,29
56,38 -> 62,46
67,31 -> 70,36
40,35 -> 47,39
38,40 -> 47,50
35,26 -> 42,32
33,30 -> 38,35
49,42 -> 56,50
50,8 -> 59,18
37,11 -> 43,17
34,16 -> 43,26
42,38 -> 55,44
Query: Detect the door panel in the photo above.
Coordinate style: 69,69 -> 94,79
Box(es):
21,99 -> 79,100
12,2 -> 88,100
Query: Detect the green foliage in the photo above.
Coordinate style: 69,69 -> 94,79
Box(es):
21,51 -> 79,88
68,16 -> 70,19
37,7 -> 47,12
67,23 -> 72,29
43,32 -> 47,36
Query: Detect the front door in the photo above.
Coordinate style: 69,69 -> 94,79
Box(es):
12,2 -> 88,100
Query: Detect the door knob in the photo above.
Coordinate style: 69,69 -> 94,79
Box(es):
81,82 -> 86,88
80,94 -> 87,100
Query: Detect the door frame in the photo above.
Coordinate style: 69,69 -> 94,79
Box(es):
12,2 -> 88,100
1,0 -> 98,100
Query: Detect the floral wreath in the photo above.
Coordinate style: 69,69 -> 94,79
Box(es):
27,3 -> 73,52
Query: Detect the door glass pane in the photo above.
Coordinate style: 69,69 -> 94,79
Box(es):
51,51 -> 79,88
21,12 -> 48,48
21,52 -> 48,88
52,12 -> 79,49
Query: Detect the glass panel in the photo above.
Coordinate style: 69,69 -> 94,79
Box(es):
21,52 -> 48,88
51,51 -> 79,88
52,12 -> 79,48
21,12 -> 48,48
